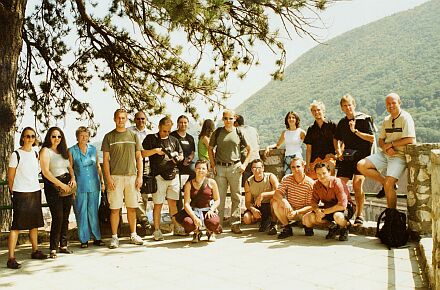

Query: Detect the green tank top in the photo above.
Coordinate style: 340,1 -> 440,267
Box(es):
198,138 -> 209,161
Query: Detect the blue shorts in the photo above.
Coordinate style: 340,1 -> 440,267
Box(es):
366,151 -> 407,180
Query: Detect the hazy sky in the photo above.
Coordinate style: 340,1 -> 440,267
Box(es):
17,0 -> 429,146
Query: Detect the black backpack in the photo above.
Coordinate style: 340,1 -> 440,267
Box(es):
376,208 -> 409,248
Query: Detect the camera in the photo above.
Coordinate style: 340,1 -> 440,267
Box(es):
162,145 -> 180,163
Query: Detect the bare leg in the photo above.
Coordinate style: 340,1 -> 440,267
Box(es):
110,208 -> 121,235
167,199 -> 180,228
353,175 -> 365,217
29,228 -> 39,252
272,199 -> 289,226
8,230 -> 19,259
153,203 -> 163,230
384,176 -> 398,209
357,158 -> 385,185
126,207 -> 137,233
334,212 -> 348,228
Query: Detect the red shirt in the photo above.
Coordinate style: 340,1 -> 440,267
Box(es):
311,176 -> 351,209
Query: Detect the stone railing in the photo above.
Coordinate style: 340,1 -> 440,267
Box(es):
430,149 -> 440,289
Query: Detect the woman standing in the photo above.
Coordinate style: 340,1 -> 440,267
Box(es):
171,115 -> 196,179
40,127 -> 76,258
69,127 -> 105,248
197,119 -> 215,161
177,160 -> 222,243
7,127 -> 47,269
265,111 -> 306,175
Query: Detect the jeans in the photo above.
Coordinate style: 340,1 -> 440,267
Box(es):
214,163 -> 242,226
44,188 -> 73,250
73,190 -> 101,243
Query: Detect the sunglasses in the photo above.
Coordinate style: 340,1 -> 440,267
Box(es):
51,135 -> 62,139
291,165 -> 302,168
223,117 -> 234,121
136,118 -> 145,120
24,134 -> 36,139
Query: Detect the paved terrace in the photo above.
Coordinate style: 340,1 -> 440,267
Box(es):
0,223 -> 428,290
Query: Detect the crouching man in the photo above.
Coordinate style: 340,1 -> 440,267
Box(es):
303,162 -> 354,241
242,159 -> 279,234
272,157 -> 315,239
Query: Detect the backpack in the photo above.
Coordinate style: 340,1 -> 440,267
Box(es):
14,150 -> 39,165
376,208 -> 409,249
214,127 -> 246,162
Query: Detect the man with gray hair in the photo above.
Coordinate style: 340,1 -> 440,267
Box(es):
357,93 -> 416,209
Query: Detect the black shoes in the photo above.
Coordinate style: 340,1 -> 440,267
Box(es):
277,226 -> 293,239
93,240 -> 105,246
267,224 -> 277,235
258,219 -> 271,232
7,258 -> 21,269
325,222 -> 339,240
31,250 -> 48,259
339,227 -> 349,241
376,184 -> 398,198
304,227 -> 314,236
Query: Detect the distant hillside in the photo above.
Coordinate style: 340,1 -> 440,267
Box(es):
237,0 -> 440,147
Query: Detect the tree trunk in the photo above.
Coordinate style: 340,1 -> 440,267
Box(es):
0,0 -> 27,231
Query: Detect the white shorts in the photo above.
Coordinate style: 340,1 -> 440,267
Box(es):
152,175 -> 180,204
366,152 -> 407,180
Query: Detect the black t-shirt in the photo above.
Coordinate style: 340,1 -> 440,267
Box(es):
334,112 -> 375,154
304,120 -> 337,162
170,131 -> 195,159
142,133 -> 182,176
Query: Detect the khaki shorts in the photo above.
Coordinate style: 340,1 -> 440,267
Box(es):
107,175 -> 140,209
153,175 -> 180,204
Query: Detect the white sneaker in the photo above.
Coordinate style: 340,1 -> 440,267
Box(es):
153,229 -> 164,241
173,225 -> 188,236
130,234 -> 144,245
109,237 -> 119,249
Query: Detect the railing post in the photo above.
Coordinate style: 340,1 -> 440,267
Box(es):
431,149 -> 440,289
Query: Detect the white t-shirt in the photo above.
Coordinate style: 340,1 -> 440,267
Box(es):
8,148 -> 41,192
379,110 -> 416,157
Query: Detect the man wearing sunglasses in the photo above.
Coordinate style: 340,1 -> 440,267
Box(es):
272,157 -> 315,239
357,93 -> 416,209
208,109 -> 251,234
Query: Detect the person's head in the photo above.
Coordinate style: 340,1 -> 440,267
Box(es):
251,159 -> 265,178
385,92 -> 402,117
234,115 -> 244,127
340,94 -> 356,118
284,111 -> 300,129
194,159 -> 209,177
290,157 -> 305,175
19,127 -> 38,147
158,116 -> 173,138
176,115 -> 189,132
314,162 -> 331,184
199,119 -> 215,139
134,111 -> 147,130
222,109 -> 236,128
42,127 -> 69,159
75,126 -> 90,145
310,100 -> 326,121
113,108 -> 128,130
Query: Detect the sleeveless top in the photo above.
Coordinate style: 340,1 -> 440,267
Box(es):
48,148 -> 69,177
197,137 -> 209,161
247,172 -> 274,204
284,129 -> 303,157
190,179 -> 213,208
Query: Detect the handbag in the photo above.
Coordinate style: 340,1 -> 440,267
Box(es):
141,174 -> 157,194
44,173 -> 75,197
98,191 -> 111,224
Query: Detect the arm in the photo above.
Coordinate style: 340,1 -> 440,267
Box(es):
208,145 -> 217,175
67,152 -> 76,188
244,180 -> 260,218
255,173 -> 279,206
206,179 -> 221,219
102,151 -> 115,191
305,144 -> 312,172
334,138 -> 343,160
7,167 -> 16,194
240,143 -> 252,172
40,148 -> 71,192
135,150 -> 143,190
265,131 -> 285,156
95,150 -> 105,191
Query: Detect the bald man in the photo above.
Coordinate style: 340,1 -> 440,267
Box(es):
357,93 -> 416,208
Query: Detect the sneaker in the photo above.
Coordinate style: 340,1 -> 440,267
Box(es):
268,224 -> 277,236
258,219 -> 271,232
339,227 -> 349,241
153,229 -> 164,241
7,258 -> 21,269
191,232 -> 201,243
277,226 -> 293,239
130,234 -> 144,245
31,250 -> 48,260
325,222 -> 339,240
109,236 -> 119,249
173,225 -> 188,236
304,227 -> 314,236
354,216 -> 364,226
207,232 -> 216,242
231,224 -> 243,234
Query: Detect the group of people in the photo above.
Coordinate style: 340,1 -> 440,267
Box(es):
6,92 -> 416,270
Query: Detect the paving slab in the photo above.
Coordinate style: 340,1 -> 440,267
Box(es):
0,225 -> 429,290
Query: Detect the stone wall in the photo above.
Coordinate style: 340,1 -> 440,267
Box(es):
431,149 -> 440,289
405,143 -> 440,237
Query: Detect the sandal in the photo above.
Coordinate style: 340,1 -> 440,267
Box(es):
49,251 -> 57,259
93,240 -> 105,246
354,216 -> 364,226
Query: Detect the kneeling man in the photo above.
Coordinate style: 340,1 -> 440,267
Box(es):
272,157 -> 315,239
243,159 -> 279,234
303,162 -> 354,241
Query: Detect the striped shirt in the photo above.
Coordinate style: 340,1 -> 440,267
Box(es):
277,174 -> 314,210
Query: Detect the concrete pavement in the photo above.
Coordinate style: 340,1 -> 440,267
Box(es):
0,225 -> 428,290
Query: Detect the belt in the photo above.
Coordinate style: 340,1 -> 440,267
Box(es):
216,160 -> 240,167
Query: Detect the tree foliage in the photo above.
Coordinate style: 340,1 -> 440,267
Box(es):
237,0 -> 440,146
14,0 -> 334,132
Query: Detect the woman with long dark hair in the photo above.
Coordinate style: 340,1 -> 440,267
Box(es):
198,119 -> 215,161
7,127 -> 47,269
40,127 -> 76,258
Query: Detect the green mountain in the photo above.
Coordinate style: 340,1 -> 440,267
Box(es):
236,0 -> 440,147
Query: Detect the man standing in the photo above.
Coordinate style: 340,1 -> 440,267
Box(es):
102,108 -> 144,249
208,109 -> 251,234
334,94 -> 375,226
234,114 -> 261,186
142,116 -> 186,241
128,111 -> 151,232
243,159 -> 279,234
272,157 -> 315,239
304,100 -> 337,178
357,93 -> 416,209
